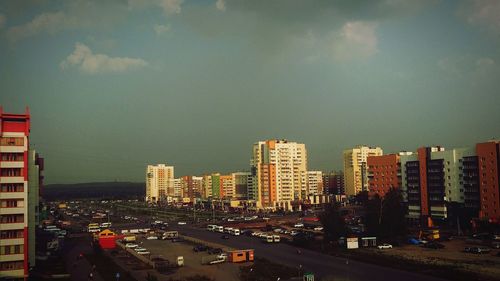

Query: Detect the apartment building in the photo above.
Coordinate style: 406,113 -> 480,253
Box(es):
232,172 -> 251,200
476,141 -> 500,221
250,139 -> 308,210
367,153 -> 408,198
322,171 -> 345,195
220,175 -> 234,199
0,107 -> 31,279
343,145 -> 383,196
202,175 -> 212,198
145,164 -> 174,203
307,171 -> 323,195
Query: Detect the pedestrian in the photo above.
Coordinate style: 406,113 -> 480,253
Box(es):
88,272 -> 93,280
92,264 -> 96,272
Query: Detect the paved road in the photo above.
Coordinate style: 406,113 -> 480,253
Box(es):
172,225 -> 446,281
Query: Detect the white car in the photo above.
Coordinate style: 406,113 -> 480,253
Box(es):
125,243 -> 139,248
178,221 -> 187,225
314,226 -> 324,231
136,250 -> 151,255
134,247 -> 148,252
294,223 -> 304,228
377,243 -> 393,249
146,236 -> 158,240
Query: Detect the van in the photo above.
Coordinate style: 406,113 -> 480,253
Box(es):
162,231 -> 179,240
207,225 -> 216,231
216,226 -> 224,233
230,228 -> 240,236
272,235 -> 280,243
263,235 -> 274,243
100,222 -> 112,228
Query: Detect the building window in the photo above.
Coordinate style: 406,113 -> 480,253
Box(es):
0,261 -> 24,271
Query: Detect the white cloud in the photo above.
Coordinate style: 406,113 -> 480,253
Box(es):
154,24 -> 171,35
0,14 -> 6,29
159,0 -> 184,15
438,56 -> 496,75
460,0 -> 500,34
216,0 -> 226,12
331,21 -> 379,61
60,43 -> 148,74
7,11 -> 79,42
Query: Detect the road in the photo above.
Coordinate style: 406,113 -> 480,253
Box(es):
172,225 -> 446,281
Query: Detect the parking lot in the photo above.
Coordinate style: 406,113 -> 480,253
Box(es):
113,235 -> 251,280
364,238 -> 500,279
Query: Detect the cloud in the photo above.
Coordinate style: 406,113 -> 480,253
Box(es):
154,24 -> 171,35
7,11 -> 78,42
159,0 -> 184,14
60,43 -> 148,74
331,21 -> 379,61
216,0 -> 226,12
0,14 -> 5,29
459,0 -> 500,34
438,55 -> 496,75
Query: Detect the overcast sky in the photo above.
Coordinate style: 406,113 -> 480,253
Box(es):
1,0 -> 499,184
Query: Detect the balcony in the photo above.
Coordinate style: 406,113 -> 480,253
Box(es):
0,238 -> 23,246
0,177 -> 24,184
0,222 -> 24,230
0,162 -> 24,169
0,193 -> 24,200
0,208 -> 24,215
0,254 -> 25,263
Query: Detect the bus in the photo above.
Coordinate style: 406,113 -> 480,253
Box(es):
87,223 -> 100,233
207,225 -> 217,231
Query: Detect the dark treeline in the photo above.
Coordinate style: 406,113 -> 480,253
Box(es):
42,182 -> 145,201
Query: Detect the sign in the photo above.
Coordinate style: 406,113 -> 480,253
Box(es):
346,237 -> 359,249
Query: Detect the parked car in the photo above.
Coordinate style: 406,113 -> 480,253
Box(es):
171,238 -> 184,243
294,223 -> 304,228
177,221 -> 187,225
221,235 -> 230,240
465,247 -> 491,254
146,236 -> 158,240
313,226 -> 324,231
125,243 -> 139,248
193,245 -> 208,252
377,243 -> 393,249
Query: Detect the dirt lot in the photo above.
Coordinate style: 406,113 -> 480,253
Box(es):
363,239 -> 500,280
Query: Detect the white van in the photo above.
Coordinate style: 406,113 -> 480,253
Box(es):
216,226 -> 224,233
207,225 -> 216,231
272,235 -> 280,243
229,228 -> 240,236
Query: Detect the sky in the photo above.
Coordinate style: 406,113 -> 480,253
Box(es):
0,0 -> 499,184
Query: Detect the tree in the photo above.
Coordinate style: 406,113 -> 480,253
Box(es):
319,201 -> 347,242
380,188 -> 407,238
364,189 -> 407,239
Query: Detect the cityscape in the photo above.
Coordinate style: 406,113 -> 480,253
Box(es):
1,1 -> 500,281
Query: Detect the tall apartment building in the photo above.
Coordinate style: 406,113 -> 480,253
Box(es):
210,173 -> 221,199
250,139 -> 308,210
220,175 -> 234,199
367,153 -> 408,198
307,171 -> 323,195
322,171 -> 345,195
0,108 -> 42,279
232,172 -> 251,200
476,141 -> 500,221
344,146 -> 383,196
145,164 -> 174,203
202,175 -> 212,198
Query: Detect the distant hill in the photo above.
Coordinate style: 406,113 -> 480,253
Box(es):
43,182 -> 145,201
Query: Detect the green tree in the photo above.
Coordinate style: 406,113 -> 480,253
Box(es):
380,188 -> 407,238
319,201 -> 348,242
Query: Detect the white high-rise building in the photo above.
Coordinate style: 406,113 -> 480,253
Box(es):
145,164 -> 174,203
343,145 -> 383,196
250,139 -> 308,210
307,171 -> 323,195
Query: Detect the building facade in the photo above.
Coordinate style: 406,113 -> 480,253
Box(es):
0,108 -> 36,279
232,172 -> 251,200
250,139 -> 308,210
367,153 -> 405,198
476,141 -> 500,221
307,171 -> 323,195
343,146 -> 383,196
322,171 -> 345,195
145,164 -> 174,203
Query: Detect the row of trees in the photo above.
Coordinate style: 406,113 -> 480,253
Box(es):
319,188 -> 407,242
